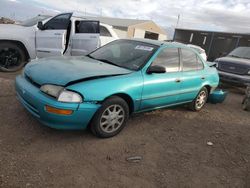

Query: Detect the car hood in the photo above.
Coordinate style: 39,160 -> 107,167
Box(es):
24,56 -> 133,86
217,56 -> 250,66
0,24 -> 31,32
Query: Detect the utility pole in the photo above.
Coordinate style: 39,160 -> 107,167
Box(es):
176,14 -> 180,28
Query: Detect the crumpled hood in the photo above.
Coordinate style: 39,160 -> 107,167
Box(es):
24,56 -> 132,86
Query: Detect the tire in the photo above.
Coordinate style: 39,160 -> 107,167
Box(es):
90,96 -> 129,138
189,87 -> 208,111
242,97 -> 250,111
0,42 -> 27,72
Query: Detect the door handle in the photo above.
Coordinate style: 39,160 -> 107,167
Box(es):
175,79 -> 181,83
201,77 -> 205,80
54,33 -> 62,36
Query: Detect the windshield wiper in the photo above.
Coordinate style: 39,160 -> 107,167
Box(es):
86,55 -> 125,69
86,54 -> 95,59
96,58 -> 122,68
229,55 -> 241,58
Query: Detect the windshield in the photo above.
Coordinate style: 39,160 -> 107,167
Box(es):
89,40 -> 158,71
20,15 -> 51,27
228,47 -> 250,59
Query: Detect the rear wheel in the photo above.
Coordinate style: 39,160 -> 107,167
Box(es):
90,96 -> 129,138
189,87 -> 208,111
0,42 -> 27,72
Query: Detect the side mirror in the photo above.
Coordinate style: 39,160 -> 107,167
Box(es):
37,21 -> 45,30
147,65 -> 166,74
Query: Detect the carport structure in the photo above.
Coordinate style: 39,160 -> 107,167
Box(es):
174,28 -> 250,61
86,16 -> 167,41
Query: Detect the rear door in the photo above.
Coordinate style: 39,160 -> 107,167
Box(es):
36,13 -> 72,58
70,20 -> 100,56
178,48 -> 205,103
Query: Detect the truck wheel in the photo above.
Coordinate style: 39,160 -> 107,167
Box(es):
242,97 -> 250,111
0,42 -> 27,72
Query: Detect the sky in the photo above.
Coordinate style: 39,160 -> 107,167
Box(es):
1,0 -> 250,38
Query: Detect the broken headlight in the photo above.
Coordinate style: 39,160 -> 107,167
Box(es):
40,84 -> 82,103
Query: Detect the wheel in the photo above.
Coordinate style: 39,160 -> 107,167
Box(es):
189,87 -> 208,111
0,42 -> 27,72
242,97 -> 250,111
90,96 -> 129,138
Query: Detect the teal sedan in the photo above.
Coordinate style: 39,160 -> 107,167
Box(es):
15,39 -> 219,138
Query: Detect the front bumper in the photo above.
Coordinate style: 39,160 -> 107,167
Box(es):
15,75 -> 101,130
218,70 -> 250,86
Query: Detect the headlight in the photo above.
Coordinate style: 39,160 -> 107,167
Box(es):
40,84 -> 82,103
58,90 -> 82,103
40,84 -> 64,98
248,70 -> 250,75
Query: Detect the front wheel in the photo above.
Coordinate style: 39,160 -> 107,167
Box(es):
0,42 -> 27,72
189,87 -> 208,111
90,96 -> 129,138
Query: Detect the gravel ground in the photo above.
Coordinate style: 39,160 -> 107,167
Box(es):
0,72 -> 250,188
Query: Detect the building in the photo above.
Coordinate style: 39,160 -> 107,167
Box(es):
174,28 -> 250,61
86,16 -> 167,41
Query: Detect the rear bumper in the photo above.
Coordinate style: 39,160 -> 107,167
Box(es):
218,70 -> 250,86
15,75 -> 101,130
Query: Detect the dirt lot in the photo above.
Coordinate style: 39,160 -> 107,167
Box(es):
0,72 -> 250,188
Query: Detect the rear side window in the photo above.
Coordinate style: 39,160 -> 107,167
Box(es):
100,25 -> 112,37
75,21 -> 100,33
152,48 -> 180,72
181,48 -> 204,71
44,13 -> 71,30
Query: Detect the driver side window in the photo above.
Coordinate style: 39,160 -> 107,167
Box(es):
152,48 -> 180,72
44,13 -> 71,30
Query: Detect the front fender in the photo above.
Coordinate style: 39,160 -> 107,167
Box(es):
67,71 -> 144,111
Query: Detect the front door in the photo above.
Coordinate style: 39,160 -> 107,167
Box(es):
70,20 -> 100,56
35,13 -> 72,58
140,47 -> 182,110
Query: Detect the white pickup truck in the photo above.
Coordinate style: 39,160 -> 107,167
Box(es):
0,12 -> 119,72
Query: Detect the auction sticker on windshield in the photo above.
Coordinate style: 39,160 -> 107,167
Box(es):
135,45 -> 154,51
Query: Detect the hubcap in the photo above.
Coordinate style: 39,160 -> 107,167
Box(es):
0,48 -> 21,69
196,91 -> 207,109
100,104 -> 125,133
